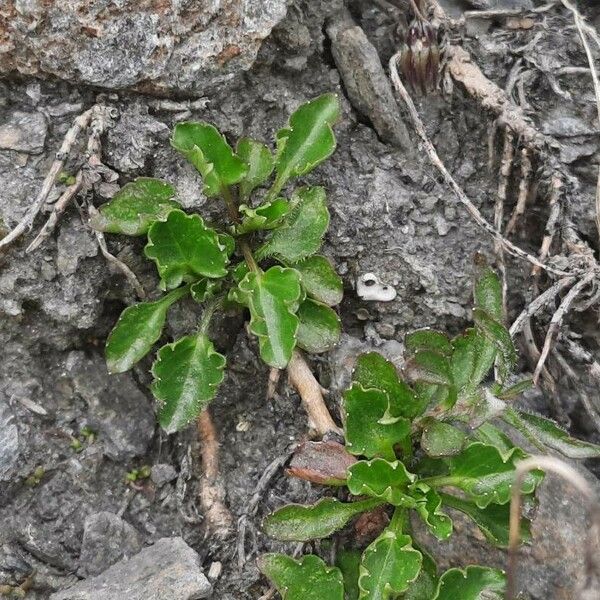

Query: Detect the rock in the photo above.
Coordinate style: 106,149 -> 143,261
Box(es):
65,352 -> 154,460
150,464 -> 177,487
464,0 -> 534,8
78,512 -> 143,577
0,110 -> 47,154
327,12 -> 410,149
51,537 -> 212,600
0,1 -> 290,94
56,218 -> 98,277
0,399 -> 19,481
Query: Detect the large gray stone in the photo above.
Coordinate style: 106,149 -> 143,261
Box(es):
51,537 -> 212,600
0,110 -> 47,154
78,512 -> 143,577
0,0 -> 290,94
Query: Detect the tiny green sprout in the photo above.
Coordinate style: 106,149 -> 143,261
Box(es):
80,426 -> 96,443
24,466 -> 45,487
58,171 -> 76,186
126,465 -> 152,483
94,94 -> 343,433
259,268 -> 600,600
69,437 -> 83,453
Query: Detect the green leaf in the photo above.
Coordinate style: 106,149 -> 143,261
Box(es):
336,549 -> 361,600
171,121 -> 247,197
190,279 -> 222,303
504,409 -> 600,459
152,333 -> 226,433
263,498 -> 384,542
440,492 -> 530,548
472,422 -> 516,459
407,351 -> 452,386
145,210 -> 230,289
236,199 -> 289,234
90,178 -> 180,235
358,531 -> 422,599
344,385 -> 411,460
451,329 -> 496,391
296,299 -> 341,354
347,459 -> 417,507
472,308 -> 516,382
236,137 -> 274,200
474,268 -> 503,322
433,442 -> 543,508
352,353 -> 423,420
259,186 -> 330,262
105,286 -> 190,374
433,566 -> 506,600
238,266 -> 301,368
404,545 -> 438,600
291,255 -> 343,306
412,486 -> 452,540
420,419 -> 466,458
258,554 -> 344,600
405,329 -> 452,356
273,93 -> 340,192
497,378 -> 533,400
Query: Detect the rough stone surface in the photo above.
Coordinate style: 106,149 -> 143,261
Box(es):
0,400 -> 19,482
0,110 -> 47,153
0,0 -> 290,94
78,512 -> 143,577
151,464 -> 177,487
50,537 -> 212,600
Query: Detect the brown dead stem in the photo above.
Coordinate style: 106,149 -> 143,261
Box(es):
197,408 -> 233,539
505,148 -> 533,236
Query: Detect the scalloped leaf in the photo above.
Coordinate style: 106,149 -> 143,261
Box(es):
451,328 -> 496,391
190,279 -> 222,304
236,198 -> 289,234
145,210 -> 230,290
405,329 -> 452,357
236,137 -> 274,200
273,93 -> 340,191
291,255 -> 343,306
105,285 -> 190,374
259,186 -> 329,262
171,121 -> 247,197
407,350 -> 452,387
344,384 -> 411,460
412,486 -> 452,540
420,419 -> 466,458
238,266 -> 301,368
263,497 -> 384,542
352,353 -> 424,420
474,268 -> 503,322
258,554 -> 344,600
433,566 -> 506,600
440,492 -> 530,548
336,549 -> 361,600
404,545 -> 438,600
152,333 -> 226,433
90,178 -> 180,236
296,298 -> 341,354
505,409 -> 600,459
347,459 -> 417,507
435,442 -> 543,508
359,531 -> 422,599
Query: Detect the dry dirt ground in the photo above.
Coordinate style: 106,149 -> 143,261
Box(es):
1,0 -> 600,598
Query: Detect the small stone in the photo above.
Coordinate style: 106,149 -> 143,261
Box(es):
0,399 -> 19,482
78,512 -> 143,577
150,464 -> 177,487
50,537 -> 212,600
0,111 -> 47,154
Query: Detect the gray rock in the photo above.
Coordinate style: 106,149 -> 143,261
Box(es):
464,0 -> 533,8
1,1 -> 289,94
0,111 -> 47,154
151,464 -> 178,487
78,512 -> 143,577
65,352 -> 154,460
51,537 -> 212,600
0,399 -> 19,481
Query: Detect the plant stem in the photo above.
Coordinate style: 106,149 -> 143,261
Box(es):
199,296 -> 223,335
418,475 -> 458,489
388,507 -> 408,534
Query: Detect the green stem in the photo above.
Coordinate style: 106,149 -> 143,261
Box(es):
388,507 -> 408,534
265,175 -> 284,204
199,296 -> 223,336
418,475 -> 459,489
501,407 -> 546,452
161,283 -> 192,306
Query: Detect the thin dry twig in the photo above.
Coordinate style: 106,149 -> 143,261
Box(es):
0,107 -> 93,251
508,455 -> 600,600
287,350 -> 342,437
197,408 -> 233,539
389,53 -> 568,277
464,2 -> 557,20
505,148 -> 533,236
533,174 -> 563,277
266,367 -> 282,401
533,271 -> 595,384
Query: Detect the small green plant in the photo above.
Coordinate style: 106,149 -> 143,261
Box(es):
125,465 -> 152,483
94,94 -> 343,432
259,269 -> 600,599
24,466 -> 45,487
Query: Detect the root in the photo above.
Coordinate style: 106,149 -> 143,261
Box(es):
0,107 -> 93,251
197,408 -> 233,539
505,148 -> 532,237
508,455 -> 600,600
287,350 -> 342,437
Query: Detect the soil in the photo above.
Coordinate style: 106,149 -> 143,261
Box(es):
1,0 -> 600,598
